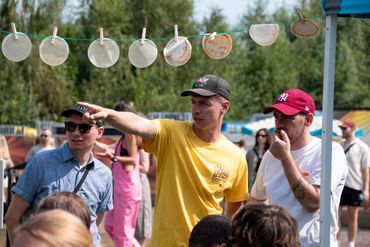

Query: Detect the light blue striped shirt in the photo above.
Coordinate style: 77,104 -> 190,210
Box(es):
13,143 -> 113,246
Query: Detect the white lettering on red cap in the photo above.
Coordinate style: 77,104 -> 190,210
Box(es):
277,92 -> 289,102
305,106 -> 310,111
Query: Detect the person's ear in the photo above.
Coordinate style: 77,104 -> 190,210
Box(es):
96,127 -> 104,139
305,113 -> 314,127
221,101 -> 230,115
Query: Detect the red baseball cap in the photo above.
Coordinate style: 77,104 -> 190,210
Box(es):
263,89 -> 315,116
339,120 -> 356,130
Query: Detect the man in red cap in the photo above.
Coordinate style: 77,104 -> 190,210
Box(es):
76,75 -> 248,247
249,88 -> 348,247
337,120 -> 370,247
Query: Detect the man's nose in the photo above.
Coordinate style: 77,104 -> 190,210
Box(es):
275,119 -> 284,129
192,105 -> 200,114
71,127 -> 81,135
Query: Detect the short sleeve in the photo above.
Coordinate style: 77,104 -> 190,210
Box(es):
12,157 -> 43,204
225,155 -> 248,202
250,155 -> 267,200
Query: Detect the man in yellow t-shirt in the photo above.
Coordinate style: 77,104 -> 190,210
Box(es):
78,75 -> 248,246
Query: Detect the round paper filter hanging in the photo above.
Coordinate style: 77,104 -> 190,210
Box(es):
128,39 -> 158,68
249,24 -> 280,46
290,19 -> 320,38
88,38 -> 120,68
1,32 -> 32,62
163,37 -> 192,67
39,36 -> 69,66
202,34 -> 233,59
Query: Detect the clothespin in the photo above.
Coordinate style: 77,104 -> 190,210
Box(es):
99,27 -> 104,46
141,27 -> 146,45
51,26 -> 58,45
11,23 -> 18,40
174,24 -> 178,42
209,32 -> 217,40
297,11 -> 305,24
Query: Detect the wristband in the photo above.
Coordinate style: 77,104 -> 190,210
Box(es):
112,156 -> 118,162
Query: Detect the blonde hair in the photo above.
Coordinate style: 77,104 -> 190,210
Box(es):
14,210 -> 93,247
0,135 -> 10,160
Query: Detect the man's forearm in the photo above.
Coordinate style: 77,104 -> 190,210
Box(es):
281,155 -> 320,212
362,167 -> 369,194
107,111 -> 157,141
225,201 -> 243,218
5,217 -> 20,243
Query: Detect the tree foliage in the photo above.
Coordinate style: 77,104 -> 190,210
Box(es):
0,0 -> 369,125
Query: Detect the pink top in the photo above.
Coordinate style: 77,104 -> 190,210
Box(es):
112,139 -> 142,201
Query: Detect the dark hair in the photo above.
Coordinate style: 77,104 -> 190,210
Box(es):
254,128 -> 271,152
36,192 -> 91,229
113,100 -> 136,113
189,214 -> 232,247
231,204 -> 300,247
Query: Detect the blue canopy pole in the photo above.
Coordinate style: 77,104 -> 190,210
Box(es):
320,14 -> 337,247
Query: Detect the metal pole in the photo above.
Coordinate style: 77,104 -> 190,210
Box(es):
320,14 -> 337,247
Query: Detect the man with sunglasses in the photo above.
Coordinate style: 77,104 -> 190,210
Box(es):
26,128 -> 55,161
5,104 -> 113,247
78,75 -> 248,247
249,89 -> 348,247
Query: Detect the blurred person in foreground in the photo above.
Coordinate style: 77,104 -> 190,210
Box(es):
36,191 -> 91,229
231,204 -> 300,247
249,88 -> 348,246
78,75 -> 248,246
188,214 -> 232,247
13,209 -> 93,247
5,104 -> 113,246
337,120 -> 370,247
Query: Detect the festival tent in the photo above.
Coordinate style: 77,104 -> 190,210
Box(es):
320,1 -> 370,245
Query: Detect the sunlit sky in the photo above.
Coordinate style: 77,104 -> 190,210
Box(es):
194,0 -> 299,24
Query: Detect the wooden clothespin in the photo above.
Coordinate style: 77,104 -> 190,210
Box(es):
99,27 -> 104,46
174,24 -> 179,42
11,23 -> 18,40
209,32 -> 217,40
141,27 -> 147,45
51,26 -> 58,45
297,11 -> 305,24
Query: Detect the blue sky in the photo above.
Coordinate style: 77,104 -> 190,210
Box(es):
194,0 -> 299,24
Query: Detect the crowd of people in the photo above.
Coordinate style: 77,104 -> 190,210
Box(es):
1,74 -> 369,247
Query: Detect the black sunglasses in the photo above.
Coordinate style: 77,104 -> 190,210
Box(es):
257,134 -> 267,137
64,122 -> 93,134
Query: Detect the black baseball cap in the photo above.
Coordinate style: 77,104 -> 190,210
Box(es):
61,104 -> 103,127
180,75 -> 231,100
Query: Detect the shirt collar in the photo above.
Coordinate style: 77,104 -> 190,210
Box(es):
61,143 -> 95,166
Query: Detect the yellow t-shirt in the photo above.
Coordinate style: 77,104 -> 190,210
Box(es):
144,119 -> 248,247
